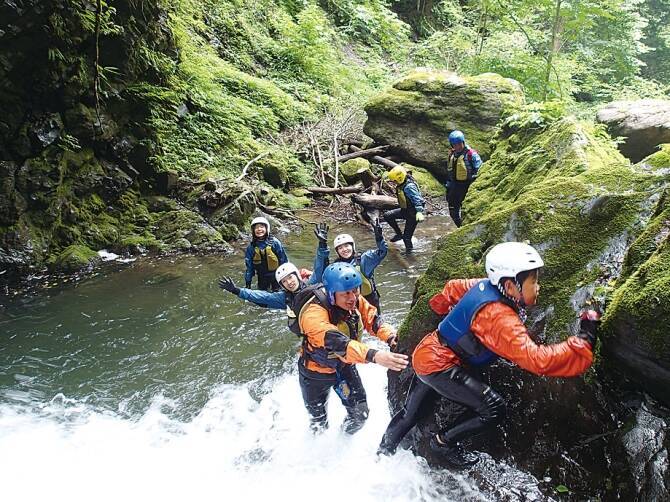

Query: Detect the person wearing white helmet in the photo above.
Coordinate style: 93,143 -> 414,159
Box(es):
244,216 -> 288,291
314,221 -> 387,312
378,242 -> 600,468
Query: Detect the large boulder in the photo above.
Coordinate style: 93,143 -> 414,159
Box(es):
596,99 -> 670,163
364,70 -> 524,179
391,104 -> 669,497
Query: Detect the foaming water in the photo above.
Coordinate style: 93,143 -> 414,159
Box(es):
0,217 -> 547,501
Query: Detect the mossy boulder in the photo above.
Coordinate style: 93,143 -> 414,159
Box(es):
391,106 -> 669,492
340,158 -> 372,184
404,164 -> 443,197
154,209 -> 229,252
364,70 -> 524,179
50,244 -> 100,273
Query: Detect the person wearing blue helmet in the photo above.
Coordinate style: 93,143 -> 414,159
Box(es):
290,262 -> 409,433
445,130 -> 483,227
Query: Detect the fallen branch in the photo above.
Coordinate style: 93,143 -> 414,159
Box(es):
351,193 -> 399,210
336,145 -> 389,163
236,151 -> 270,182
306,184 -> 364,195
349,145 -> 398,169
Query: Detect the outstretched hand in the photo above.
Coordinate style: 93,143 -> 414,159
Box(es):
373,351 -> 408,371
218,276 -> 240,296
314,223 -> 329,248
373,218 -> 384,243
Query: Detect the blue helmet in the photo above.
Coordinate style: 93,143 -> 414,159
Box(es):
322,263 -> 362,303
448,130 -> 465,146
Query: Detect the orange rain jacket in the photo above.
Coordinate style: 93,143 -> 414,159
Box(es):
299,295 -> 395,374
412,279 -> 594,377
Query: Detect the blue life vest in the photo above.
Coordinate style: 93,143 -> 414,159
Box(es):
437,280 -> 511,366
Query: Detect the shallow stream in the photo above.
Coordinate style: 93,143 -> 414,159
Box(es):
0,216 -> 549,501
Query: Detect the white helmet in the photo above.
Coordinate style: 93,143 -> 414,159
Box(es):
275,262 -> 300,284
251,216 -> 270,233
485,242 -> 544,286
333,233 -> 355,254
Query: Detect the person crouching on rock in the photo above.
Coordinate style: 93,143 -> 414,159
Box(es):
383,166 -> 425,252
244,216 -> 288,291
296,262 -> 408,433
377,242 -> 600,468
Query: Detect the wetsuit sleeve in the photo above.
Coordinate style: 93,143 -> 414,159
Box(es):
429,278 -> 484,315
244,244 -> 255,284
273,238 -> 289,266
299,303 -> 374,365
469,150 -> 483,174
404,182 -> 424,213
359,246 -> 386,278
238,289 -> 287,310
308,245 -> 329,284
358,296 -> 395,343
472,303 -> 593,377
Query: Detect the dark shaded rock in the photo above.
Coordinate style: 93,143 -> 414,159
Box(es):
28,112 -> 63,148
596,99 -> 670,163
63,103 -> 119,142
364,70 -> 524,179
156,170 -> 179,194
50,244 -> 100,273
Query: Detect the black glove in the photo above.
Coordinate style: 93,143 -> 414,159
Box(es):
387,334 -> 398,352
373,218 -> 384,244
314,223 -> 329,248
576,310 -> 601,347
218,276 -> 241,296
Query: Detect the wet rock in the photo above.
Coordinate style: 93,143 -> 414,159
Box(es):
63,103 -> 119,142
364,70 -> 524,179
50,244 -> 101,273
596,99 -> 670,163
153,209 -> 230,252
28,113 -> 63,148
622,407 -> 669,500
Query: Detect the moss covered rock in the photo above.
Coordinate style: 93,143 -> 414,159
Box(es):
340,158 -> 372,184
404,164 -> 443,197
50,244 -> 100,273
364,70 -> 524,179
392,106 -> 669,489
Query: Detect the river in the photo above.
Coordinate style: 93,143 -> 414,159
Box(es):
0,215 -> 549,501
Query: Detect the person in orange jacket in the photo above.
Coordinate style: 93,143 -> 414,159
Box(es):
296,262 -> 409,433
378,242 -> 600,467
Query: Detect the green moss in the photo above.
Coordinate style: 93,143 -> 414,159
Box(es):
50,244 -> 99,272
640,144 -> 670,170
405,164 -> 443,197
340,158 -> 371,182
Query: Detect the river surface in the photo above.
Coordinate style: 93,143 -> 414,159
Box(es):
0,215 -> 548,501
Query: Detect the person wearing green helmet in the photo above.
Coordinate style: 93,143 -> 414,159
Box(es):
444,130 -> 482,227
383,165 -> 425,251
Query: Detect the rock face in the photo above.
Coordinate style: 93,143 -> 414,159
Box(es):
596,99 -> 670,163
364,70 -> 524,180
391,103 -> 669,498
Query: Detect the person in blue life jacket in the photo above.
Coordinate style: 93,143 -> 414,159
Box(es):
220,224 -> 329,311
244,216 -> 288,291
383,166 -> 425,252
444,130 -> 483,227
316,220 -> 387,312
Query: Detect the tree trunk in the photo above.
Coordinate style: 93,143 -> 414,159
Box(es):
348,145 -> 399,169
351,193 -> 399,210
543,0 -> 563,100
306,184 -> 364,195
337,145 -> 388,163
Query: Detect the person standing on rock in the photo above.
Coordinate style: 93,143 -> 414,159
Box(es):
377,242 -> 599,468
244,216 -> 288,291
444,130 -> 482,227
316,220 -> 387,312
383,165 -> 425,252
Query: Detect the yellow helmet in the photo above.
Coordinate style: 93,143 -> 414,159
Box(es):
387,166 -> 407,184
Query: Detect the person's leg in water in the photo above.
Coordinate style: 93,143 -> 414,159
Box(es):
447,182 -> 470,227
378,374 -> 439,455
383,208 -> 406,242
299,361 -> 334,432
420,365 -> 506,467
337,365 -> 369,435
257,274 -> 272,291
402,207 -> 418,251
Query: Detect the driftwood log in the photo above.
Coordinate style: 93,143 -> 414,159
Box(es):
351,193 -> 399,210
336,145 -> 389,163
306,184 -> 364,195
348,145 -> 398,169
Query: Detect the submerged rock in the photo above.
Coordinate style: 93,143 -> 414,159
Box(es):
364,70 -> 524,179
596,99 -> 670,163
